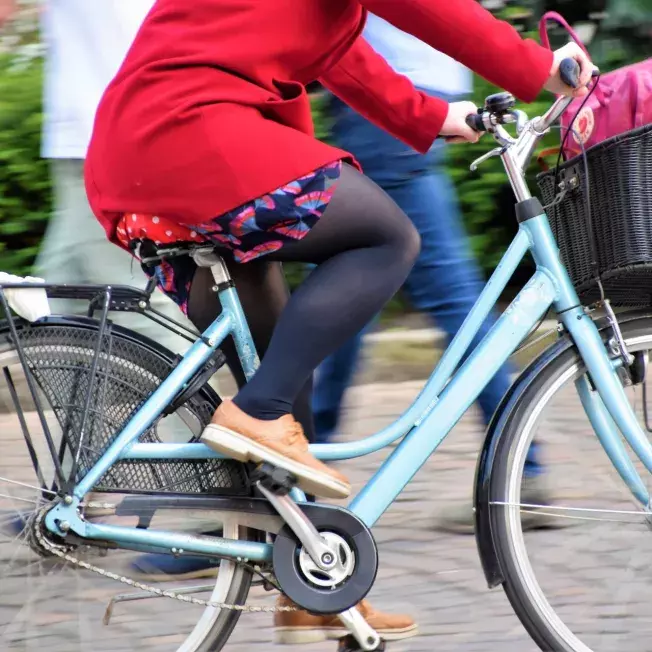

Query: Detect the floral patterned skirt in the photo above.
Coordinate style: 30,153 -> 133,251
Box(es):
116,161 -> 341,314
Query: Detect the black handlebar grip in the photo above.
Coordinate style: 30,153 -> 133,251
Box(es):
559,58 -> 581,89
465,113 -> 486,133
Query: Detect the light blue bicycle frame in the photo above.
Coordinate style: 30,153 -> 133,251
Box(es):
45,132 -> 652,567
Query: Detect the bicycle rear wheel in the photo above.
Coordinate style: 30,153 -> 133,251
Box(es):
0,316 -> 255,651
487,314 -> 652,651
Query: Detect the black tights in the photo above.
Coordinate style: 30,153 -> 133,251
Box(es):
187,258 -> 318,437
186,164 -> 420,441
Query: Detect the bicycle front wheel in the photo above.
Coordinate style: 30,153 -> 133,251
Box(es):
0,316 -> 254,651
488,314 -> 652,652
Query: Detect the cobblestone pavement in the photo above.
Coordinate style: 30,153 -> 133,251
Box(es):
2,379 -> 652,652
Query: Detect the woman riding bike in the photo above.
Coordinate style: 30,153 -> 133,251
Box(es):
85,0 -> 592,503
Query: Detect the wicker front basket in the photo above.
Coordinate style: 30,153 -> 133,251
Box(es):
537,123 -> 652,307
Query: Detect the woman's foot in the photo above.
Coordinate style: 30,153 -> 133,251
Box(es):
273,595 -> 418,644
201,400 -> 351,499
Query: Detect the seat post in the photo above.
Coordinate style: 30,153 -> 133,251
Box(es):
191,250 -> 232,290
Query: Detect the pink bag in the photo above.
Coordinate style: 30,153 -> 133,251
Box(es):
539,11 -> 652,160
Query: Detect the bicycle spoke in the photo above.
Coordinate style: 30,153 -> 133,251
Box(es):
2,557 -> 53,581
0,530 -> 33,588
492,500 -> 652,523
0,476 -> 58,497
0,493 -> 41,506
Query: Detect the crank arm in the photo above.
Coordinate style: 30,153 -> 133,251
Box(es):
338,607 -> 382,651
257,480 -> 337,572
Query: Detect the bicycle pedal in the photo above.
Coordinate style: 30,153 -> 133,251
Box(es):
337,635 -> 386,652
251,463 -> 297,496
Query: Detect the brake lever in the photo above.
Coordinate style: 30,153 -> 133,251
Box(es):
470,146 -> 505,172
510,110 -> 528,135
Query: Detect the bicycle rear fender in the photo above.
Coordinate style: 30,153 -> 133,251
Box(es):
474,308 -> 652,589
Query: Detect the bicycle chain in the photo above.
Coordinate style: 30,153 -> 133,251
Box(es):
32,506 -> 297,613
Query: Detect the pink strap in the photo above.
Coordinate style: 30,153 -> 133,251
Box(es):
539,11 -> 590,56
630,69 -> 647,127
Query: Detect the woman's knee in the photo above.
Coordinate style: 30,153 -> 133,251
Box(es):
401,219 -> 421,266
383,207 -> 421,270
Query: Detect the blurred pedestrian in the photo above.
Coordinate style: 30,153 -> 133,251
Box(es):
1,0 -> 189,352
311,14 -> 551,534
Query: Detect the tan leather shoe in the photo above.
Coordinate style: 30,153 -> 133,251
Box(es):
201,400 -> 350,499
273,595 -> 418,644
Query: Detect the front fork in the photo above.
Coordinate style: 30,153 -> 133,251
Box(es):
526,210 -> 652,509
566,306 -> 651,508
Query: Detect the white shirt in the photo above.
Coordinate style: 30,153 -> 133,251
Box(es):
41,0 -> 154,159
363,14 -> 473,97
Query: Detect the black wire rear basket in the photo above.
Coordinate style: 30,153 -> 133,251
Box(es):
0,282 -> 249,497
537,123 -> 652,307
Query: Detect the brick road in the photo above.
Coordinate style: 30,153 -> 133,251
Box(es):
2,379 -> 652,652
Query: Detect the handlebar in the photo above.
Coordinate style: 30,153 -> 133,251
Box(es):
465,58 -> 582,134
465,112 -> 485,133
533,62 -> 602,135
464,59 -> 599,203
559,58 -> 581,89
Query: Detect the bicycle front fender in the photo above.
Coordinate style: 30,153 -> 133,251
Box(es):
473,308 -> 652,589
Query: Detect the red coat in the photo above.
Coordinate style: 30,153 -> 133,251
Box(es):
85,0 -> 553,245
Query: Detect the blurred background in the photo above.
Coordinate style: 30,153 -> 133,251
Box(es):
1,3 -> 652,652
2,0 -> 648,382
1,0 -> 650,322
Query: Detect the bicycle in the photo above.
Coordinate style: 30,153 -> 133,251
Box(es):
2,58 -> 652,651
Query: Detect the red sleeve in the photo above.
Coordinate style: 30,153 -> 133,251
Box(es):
357,0 -> 553,103
319,37 -> 449,154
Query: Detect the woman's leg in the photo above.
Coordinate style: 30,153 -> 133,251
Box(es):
232,164 -> 420,421
202,164 -> 420,497
186,260 -> 316,441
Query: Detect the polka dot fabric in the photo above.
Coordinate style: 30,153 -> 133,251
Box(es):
116,213 -> 205,249
116,160 -> 341,314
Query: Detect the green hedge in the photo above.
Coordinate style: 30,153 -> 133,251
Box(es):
0,54 -> 51,277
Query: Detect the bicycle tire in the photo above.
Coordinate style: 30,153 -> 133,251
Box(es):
0,315 -> 256,652
487,315 -> 652,651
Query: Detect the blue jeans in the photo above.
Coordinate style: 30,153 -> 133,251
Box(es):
312,93 -> 542,475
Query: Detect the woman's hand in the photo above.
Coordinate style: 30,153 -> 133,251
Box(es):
441,101 -> 481,144
544,42 -> 594,98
